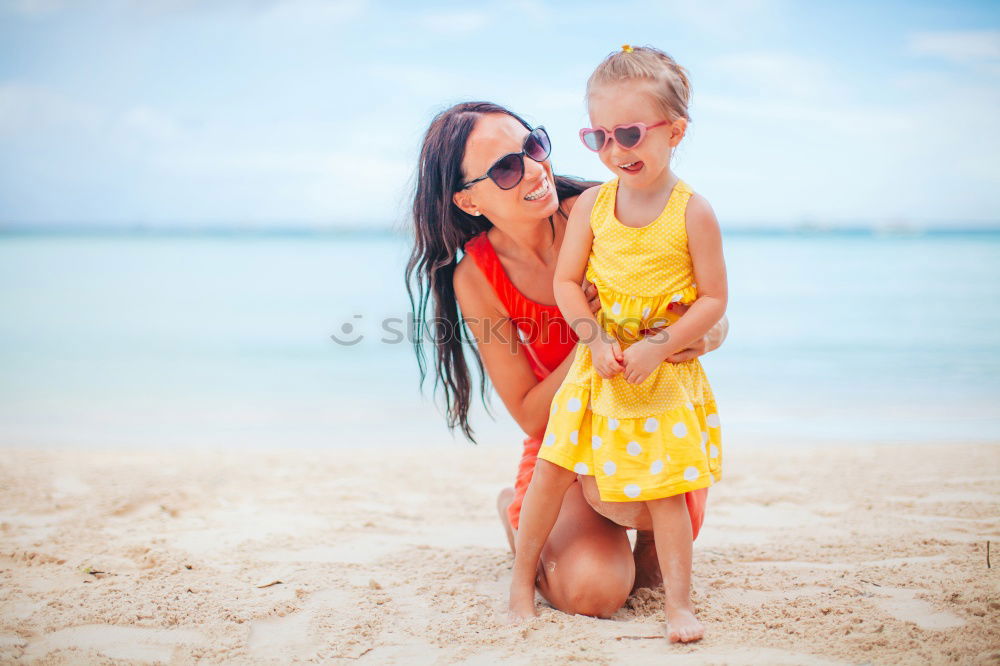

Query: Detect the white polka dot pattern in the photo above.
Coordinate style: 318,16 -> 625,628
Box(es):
534,177 -> 723,502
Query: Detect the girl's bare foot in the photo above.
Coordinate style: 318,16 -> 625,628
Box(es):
631,530 -> 662,593
506,582 -> 538,623
664,600 -> 704,643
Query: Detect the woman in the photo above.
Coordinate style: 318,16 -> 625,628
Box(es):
406,102 -> 729,618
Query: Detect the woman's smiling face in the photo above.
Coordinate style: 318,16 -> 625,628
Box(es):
587,81 -> 686,188
452,113 -> 559,222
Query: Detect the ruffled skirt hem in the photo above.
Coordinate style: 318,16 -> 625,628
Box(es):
539,382 -> 722,502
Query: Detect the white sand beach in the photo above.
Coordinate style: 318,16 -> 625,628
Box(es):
1,438 -> 998,664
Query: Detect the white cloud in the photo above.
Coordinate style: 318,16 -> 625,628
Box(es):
707,51 -> 847,103
365,63 -> 476,98
695,92 -> 917,137
121,105 -> 182,142
1,0 -> 367,20
253,0 -> 366,25
657,0 -> 787,38
0,82 -> 418,224
416,10 -> 489,35
0,83 -> 104,136
907,29 -> 1000,64
685,63 -> 1000,223
0,0 -> 66,16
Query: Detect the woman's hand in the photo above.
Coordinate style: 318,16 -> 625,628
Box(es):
664,338 -> 709,363
661,302 -> 727,363
582,278 -> 601,314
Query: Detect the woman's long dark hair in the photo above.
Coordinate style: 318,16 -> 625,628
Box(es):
405,101 -> 592,444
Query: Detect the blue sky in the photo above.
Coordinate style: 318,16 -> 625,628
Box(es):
0,0 -> 998,228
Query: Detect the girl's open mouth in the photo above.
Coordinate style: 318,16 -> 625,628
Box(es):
619,160 -> 643,173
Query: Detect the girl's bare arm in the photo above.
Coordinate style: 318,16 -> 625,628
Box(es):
558,192 -> 730,363
646,193 -> 728,359
552,186 -> 602,341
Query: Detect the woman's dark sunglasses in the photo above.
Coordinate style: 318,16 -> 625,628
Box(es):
460,126 -> 551,191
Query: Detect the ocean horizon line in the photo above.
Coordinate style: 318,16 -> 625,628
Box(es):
2,221 -> 1000,238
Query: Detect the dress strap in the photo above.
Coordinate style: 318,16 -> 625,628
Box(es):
589,179 -> 619,235
462,231 -> 576,381
672,178 -> 694,212
463,231 -> 525,320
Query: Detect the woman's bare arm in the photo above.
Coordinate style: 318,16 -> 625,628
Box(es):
453,254 -> 599,440
664,313 -> 729,362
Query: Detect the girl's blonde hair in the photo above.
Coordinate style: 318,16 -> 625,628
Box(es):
586,45 -> 692,123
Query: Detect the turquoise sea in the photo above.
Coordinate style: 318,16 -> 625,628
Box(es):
1,229 -> 998,449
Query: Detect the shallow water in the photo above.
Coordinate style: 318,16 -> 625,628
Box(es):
1,230 -> 998,449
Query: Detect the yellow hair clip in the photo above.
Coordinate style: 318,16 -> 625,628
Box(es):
621,44 -> 634,53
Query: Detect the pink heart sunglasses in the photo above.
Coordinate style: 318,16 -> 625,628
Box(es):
579,120 -> 669,152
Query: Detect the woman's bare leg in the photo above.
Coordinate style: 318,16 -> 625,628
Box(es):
498,481 -> 635,618
535,481 -> 635,617
646,494 -> 705,643
497,486 -> 516,555
632,530 -> 662,592
577,477 -> 710,594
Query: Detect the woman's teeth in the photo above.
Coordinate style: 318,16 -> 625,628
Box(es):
524,178 -> 550,201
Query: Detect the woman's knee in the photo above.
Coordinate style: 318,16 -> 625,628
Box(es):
537,481 -> 634,618
558,568 -> 631,618
547,551 -> 632,618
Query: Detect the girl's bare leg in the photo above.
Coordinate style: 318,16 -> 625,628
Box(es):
646,494 -> 705,643
498,480 -> 635,619
508,459 -> 578,620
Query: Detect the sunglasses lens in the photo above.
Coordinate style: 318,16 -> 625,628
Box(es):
525,128 -> 551,162
489,153 -> 524,190
614,125 -> 643,148
581,129 -> 605,151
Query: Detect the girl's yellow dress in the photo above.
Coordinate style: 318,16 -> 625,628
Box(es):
538,177 -> 722,502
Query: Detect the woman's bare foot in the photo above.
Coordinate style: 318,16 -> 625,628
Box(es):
631,530 -> 662,593
497,487 -> 516,554
506,581 -> 538,623
664,600 -> 704,643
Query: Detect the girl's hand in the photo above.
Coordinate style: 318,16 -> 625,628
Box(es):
622,338 -> 667,384
589,336 -> 624,379
582,279 -> 601,314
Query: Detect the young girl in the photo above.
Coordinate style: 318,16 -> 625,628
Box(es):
507,45 -> 727,644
